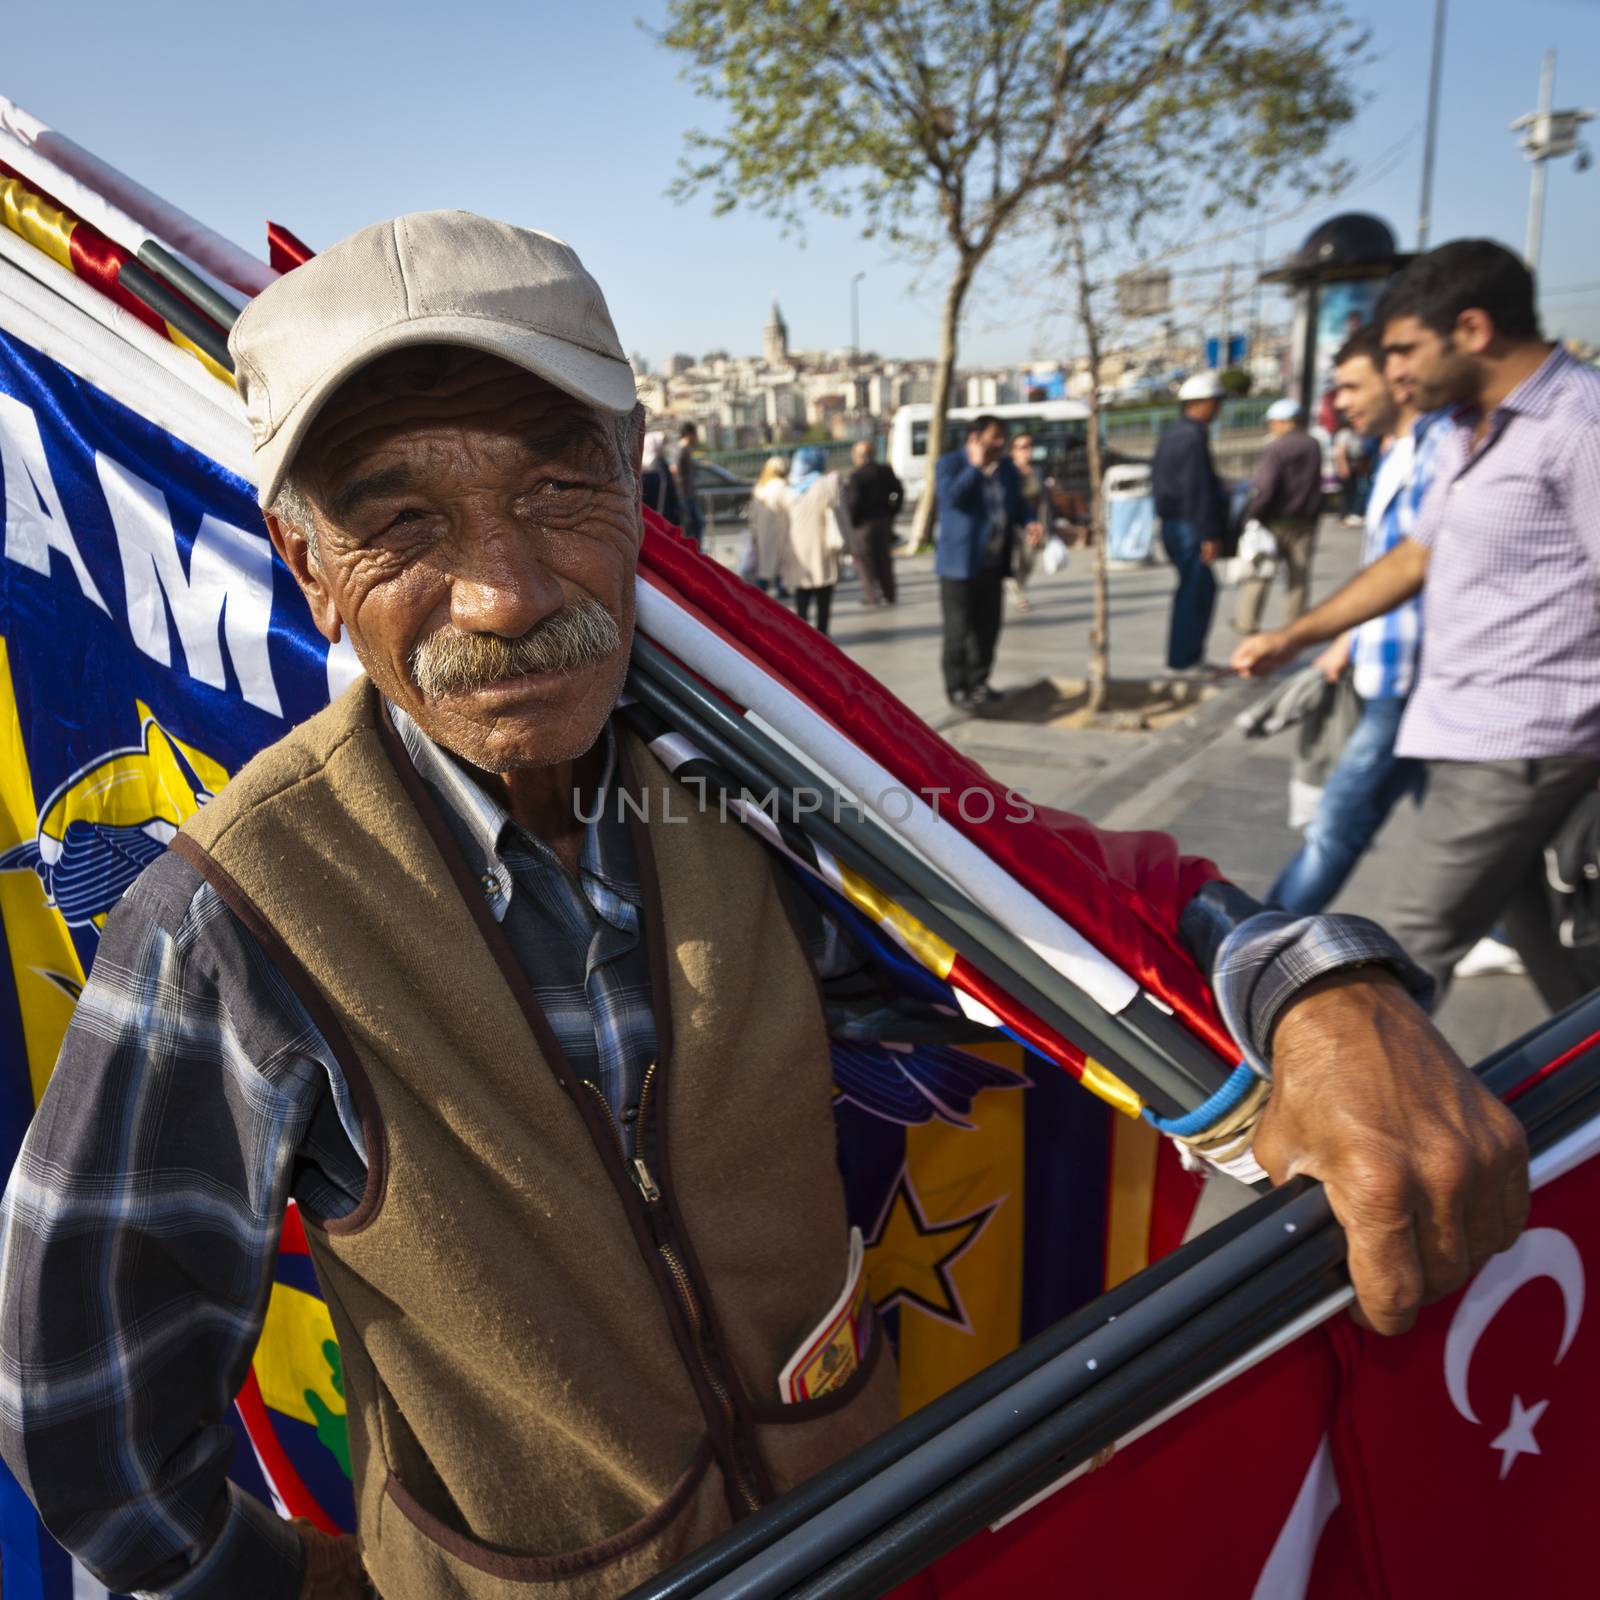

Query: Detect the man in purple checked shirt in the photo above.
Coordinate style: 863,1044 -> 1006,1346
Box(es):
1236,240 -> 1600,1010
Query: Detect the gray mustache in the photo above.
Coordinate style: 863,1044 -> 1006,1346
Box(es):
410,599 -> 622,697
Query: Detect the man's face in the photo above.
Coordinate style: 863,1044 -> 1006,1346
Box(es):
853,440 -> 873,467
272,349 -> 639,775
1382,314 -> 1476,411
1187,397 -> 1222,426
973,422 -> 1008,463
1332,354 -> 1398,440
1010,435 -> 1034,469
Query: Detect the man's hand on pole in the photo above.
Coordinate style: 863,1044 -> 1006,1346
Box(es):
1253,969 -> 1530,1336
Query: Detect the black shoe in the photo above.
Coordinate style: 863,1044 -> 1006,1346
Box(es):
947,690 -> 977,712
975,685 -> 1005,704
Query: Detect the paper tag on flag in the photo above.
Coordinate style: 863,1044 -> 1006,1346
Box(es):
778,1227 -> 872,1403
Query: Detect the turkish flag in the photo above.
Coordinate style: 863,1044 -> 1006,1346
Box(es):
1328,1144 -> 1600,1597
922,1330 -> 1339,1596
909,1142 -> 1600,1599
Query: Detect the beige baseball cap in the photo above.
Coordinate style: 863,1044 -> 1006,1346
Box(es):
229,210 -> 637,507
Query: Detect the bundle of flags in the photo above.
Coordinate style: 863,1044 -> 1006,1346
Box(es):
1,93 -> 1598,1600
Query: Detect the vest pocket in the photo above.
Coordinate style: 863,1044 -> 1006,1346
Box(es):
372,1440 -> 727,1598
746,1316 -> 902,1495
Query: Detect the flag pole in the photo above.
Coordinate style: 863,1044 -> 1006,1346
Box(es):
115,258 -> 233,372
630,635 -> 1226,1112
627,992 -> 1600,1600
623,667 -> 1177,1115
138,239 -> 242,332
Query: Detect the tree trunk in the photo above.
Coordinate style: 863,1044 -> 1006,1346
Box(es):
1068,215 -> 1110,716
911,257 -> 976,551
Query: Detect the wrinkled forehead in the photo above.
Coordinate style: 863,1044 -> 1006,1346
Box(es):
297,344 -> 612,486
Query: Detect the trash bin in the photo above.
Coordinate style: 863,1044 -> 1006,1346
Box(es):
1103,463 -> 1156,567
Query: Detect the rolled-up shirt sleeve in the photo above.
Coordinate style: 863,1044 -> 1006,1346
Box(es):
0,854 -> 354,1597
1180,879 -> 1435,1076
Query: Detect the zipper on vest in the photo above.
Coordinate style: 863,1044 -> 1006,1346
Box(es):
579,1076 -> 763,1511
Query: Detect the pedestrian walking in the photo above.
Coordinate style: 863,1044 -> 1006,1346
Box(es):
1333,421 -> 1374,526
1248,325 -> 1444,913
641,430 -> 682,527
844,439 -> 904,606
1151,372 -> 1228,672
1235,240 -> 1600,1009
1235,398 -> 1324,634
782,445 -> 843,634
934,415 -> 1037,710
748,454 -> 790,594
672,421 -> 705,548
1006,433 -> 1053,614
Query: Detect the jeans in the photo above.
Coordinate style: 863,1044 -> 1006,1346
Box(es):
1268,695 -> 1420,914
939,570 -> 1005,698
1159,518 -> 1217,670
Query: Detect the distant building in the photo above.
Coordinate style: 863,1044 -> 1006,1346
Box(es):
763,300 -> 789,367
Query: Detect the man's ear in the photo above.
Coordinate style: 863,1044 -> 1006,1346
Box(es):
1455,308 -> 1495,357
264,509 -> 344,646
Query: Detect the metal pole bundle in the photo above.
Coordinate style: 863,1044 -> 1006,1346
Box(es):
624,991 -> 1600,1600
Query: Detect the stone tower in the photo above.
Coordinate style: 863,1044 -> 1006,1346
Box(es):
763,298 -> 789,366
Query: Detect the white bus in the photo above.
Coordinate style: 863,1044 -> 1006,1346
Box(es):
887,399 -> 1094,505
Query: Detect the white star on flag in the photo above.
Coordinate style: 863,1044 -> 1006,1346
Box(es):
1490,1395 -> 1549,1479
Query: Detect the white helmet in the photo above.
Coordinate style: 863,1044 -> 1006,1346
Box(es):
1178,371 -> 1226,402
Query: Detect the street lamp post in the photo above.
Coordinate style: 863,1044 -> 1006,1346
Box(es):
1418,0 -> 1447,250
850,270 -> 866,413
1510,50 -> 1596,273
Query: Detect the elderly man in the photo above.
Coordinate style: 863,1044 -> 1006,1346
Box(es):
1235,397 -> 1325,634
0,214 -> 1527,1600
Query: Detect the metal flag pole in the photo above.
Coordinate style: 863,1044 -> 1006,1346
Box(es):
629,635 -> 1230,1113
114,257 -> 234,372
626,991 -> 1600,1600
1417,0 -> 1447,250
137,239 -> 243,332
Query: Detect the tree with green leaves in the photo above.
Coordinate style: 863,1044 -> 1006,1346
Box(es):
657,0 -> 1364,549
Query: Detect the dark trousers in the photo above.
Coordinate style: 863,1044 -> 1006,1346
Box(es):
1158,517 -> 1217,671
1389,755 -> 1600,1011
858,517 -> 898,604
940,570 -> 1005,699
795,584 -> 834,635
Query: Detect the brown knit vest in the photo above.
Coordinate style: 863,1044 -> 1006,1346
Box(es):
174,680 -> 898,1598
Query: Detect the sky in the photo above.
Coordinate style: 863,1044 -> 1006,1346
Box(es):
5,0 -> 1599,369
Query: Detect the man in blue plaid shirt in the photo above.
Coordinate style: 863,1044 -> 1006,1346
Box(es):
1239,324 -> 1445,914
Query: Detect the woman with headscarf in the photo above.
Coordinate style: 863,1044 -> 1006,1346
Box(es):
640,430 -> 683,527
746,455 -> 792,596
781,446 -> 844,635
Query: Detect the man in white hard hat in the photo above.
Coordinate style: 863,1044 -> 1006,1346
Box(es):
0,215 -> 1529,1600
1235,396 -> 1326,634
1150,371 -> 1229,671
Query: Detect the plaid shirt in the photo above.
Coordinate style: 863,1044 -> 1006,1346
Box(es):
0,711 -> 1414,1598
1350,410 -> 1447,701
1399,346 -> 1600,761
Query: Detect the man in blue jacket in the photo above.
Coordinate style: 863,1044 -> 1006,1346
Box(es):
936,415 -> 1040,709
1151,372 -> 1229,671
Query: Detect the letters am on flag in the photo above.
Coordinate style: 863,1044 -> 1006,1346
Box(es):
0,298 -> 364,1594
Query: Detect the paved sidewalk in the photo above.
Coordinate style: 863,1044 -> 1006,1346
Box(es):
705,516 -> 1545,1063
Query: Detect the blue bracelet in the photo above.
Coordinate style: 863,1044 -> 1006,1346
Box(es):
1144,1062 -> 1258,1138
